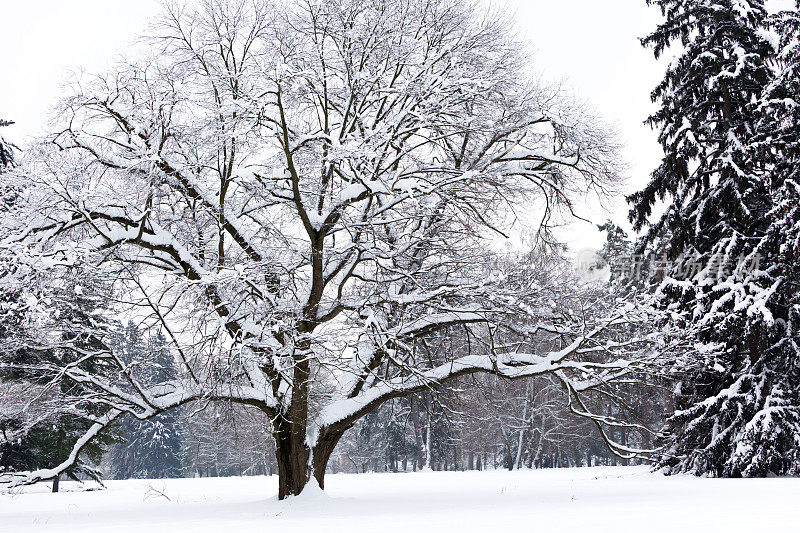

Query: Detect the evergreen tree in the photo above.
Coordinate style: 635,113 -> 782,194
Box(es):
593,221 -> 634,283
725,4 -> 800,476
632,0 -> 800,476
0,120 -> 14,168
0,118 -> 28,473
1,274 -> 119,490
109,325 -> 183,479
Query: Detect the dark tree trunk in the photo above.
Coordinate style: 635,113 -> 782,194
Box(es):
274,417 -> 310,499
273,344 -> 317,499
312,427 -> 346,491
52,475 -> 60,493
410,401 -> 425,470
271,421 -> 345,499
620,427 -> 629,466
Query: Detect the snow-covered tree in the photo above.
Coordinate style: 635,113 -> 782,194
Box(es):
0,273 -> 119,491
0,121 -> 30,478
589,220 -> 635,284
109,325 -> 183,480
2,123 -> 119,491
633,0 -> 800,476
0,120 -> 14,170
0,0 -> 650,497
333,247 -> 659,474
722,4 -> 800,476
179,400 -> 277,478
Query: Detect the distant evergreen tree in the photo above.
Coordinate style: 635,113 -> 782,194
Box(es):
1,123 -> 109,490
1,274 -> 119,491
633,0 -> 800,476
0,119 -> 15,169
109,324 -> 183,479
593,221 -> 634,283
0,118 -> 28,473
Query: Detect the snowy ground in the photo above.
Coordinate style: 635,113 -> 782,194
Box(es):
2,466 -> 798,532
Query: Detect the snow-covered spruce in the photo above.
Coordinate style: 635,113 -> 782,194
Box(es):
631,0 -> 800,477
107,325 -> 183,480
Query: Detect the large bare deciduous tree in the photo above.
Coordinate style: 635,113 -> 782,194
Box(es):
0,0 -> 649,498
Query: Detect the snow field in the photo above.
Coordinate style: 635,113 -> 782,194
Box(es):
2,466 -> 799,532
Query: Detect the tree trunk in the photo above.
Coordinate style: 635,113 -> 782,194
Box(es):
513,427 -> 526,470
311,427 -> 347,492
274,416 -> 310,499
505,440 -> 514,471
423,422 -> 432,469
514,383 -> 530,470
273,346 -> 316,499
51,475 -> 60,493
410,400 -> 425,470
620,427 -> 629,466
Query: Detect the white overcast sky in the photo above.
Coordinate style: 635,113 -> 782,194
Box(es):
1,0 -> 793,251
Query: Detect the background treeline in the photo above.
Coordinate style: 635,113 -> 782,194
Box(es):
101,269 -> 665,481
